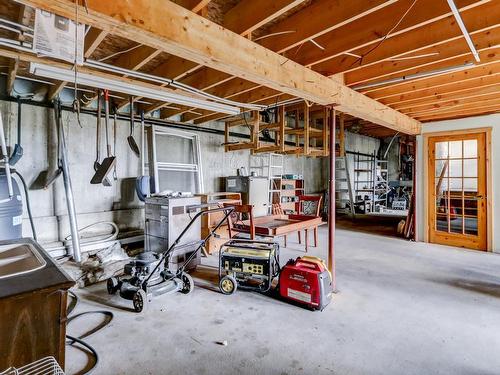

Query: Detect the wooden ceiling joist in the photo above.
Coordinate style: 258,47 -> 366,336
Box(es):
163,0 -> 393,119
17,0 -> 422,133
224,0 -> 306,37
315,2 -> 499,77
292,0 -> 484,68
345,28 -> 500,86
364,61 -> 500,99
383,75 -> 500,107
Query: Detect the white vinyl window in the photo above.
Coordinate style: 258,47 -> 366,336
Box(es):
147,126 -> 204,194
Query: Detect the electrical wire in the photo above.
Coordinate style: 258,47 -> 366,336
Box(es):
349,0 -> 419,68
97,44 -> 142,62
13,170 -> 37,241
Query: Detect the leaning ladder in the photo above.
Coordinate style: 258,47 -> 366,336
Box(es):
267,153 -> 284,214
335,155 -> 355,218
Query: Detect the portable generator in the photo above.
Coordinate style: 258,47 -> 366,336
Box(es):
279,256 -> 332,310
218,240 -> 279,295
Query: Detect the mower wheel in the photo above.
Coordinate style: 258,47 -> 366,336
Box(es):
133,289 -> 148,313
107,277 -> 120,295
219,275 -> 237,295
180,272 -> 194,294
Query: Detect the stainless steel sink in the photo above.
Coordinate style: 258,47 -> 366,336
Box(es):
0,242 -> 46,279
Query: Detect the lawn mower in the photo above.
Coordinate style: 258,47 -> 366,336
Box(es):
107,205 -> 233,312
218,239 -> 280,295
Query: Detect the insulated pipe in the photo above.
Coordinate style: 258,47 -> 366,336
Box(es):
55,102 -> 82,263
328,108 -> 336,290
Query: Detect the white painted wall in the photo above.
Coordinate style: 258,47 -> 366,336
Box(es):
416,113 -> 500,252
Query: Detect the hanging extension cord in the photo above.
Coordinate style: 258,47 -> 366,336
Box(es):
66,290 -> 114,375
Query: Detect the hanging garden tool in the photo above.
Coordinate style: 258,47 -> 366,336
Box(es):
9,97 -> 24,165
127,96 -> 140,157
91,90 -> 116,185
135,110 -> 150,201
112,107 -> 118,181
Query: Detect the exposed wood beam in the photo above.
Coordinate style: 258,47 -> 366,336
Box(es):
258,0 -> 397,54
349,45 -> 500,89
7,4 -> 30,94
47,80 -> 68,101
84,28 -> 108,58
402,91 -> 500,115
166,0 -> 488,120
292,0 -> 484,67
7,59 -> 19,95
167,0 -> 394,118
382,75 -> 500,106
417,103 -> 500,121
224,0 -> 306,37
20,0 -> 421,134
363,61 -> 500,99
315,2 -> 500,77
176,0 -> 212,14
411,100 -> 500,119
112,45 -> 162,71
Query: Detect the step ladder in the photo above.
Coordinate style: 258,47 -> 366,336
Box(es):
335,156 -> 355,218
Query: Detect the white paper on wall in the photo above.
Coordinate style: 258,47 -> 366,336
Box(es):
34,9 -> 85,65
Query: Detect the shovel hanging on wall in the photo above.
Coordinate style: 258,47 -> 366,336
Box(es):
127,96 -> 140,157
91,90 -> 116,185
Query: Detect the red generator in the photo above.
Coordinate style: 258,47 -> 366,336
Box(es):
279,256 -> 332,310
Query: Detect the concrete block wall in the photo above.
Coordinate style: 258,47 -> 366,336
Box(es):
0,100 -> 325,245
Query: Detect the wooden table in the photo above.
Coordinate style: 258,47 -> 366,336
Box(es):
232,214 -> 323,251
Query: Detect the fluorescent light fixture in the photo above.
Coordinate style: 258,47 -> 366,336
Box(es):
29,62 -> 241,115
446,0 -> 481,62
352,62 -> 475,91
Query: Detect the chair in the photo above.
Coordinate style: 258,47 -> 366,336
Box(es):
297,195 -> 323,251
224,203 -> 255,239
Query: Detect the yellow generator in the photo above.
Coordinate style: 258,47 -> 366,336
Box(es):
218,240 -> 280,295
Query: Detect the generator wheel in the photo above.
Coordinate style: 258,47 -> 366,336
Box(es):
133,289 -> 148,313
107,277 -> 119,295
219,275 -> 237,295
180,272 -> 194,294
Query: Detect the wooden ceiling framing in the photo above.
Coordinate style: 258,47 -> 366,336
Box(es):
1,0 -> 499,139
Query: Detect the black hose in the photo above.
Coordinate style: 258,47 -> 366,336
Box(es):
66,290 -> 114,375
13,171 -> 37,241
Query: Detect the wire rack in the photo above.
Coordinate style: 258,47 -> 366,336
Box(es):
0,357 -> 65,375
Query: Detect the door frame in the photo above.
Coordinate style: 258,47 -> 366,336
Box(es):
422,127 -> 492,251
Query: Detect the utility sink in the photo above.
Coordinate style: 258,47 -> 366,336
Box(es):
0,242 -> 46,279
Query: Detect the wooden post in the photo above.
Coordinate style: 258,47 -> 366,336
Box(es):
328,107 -> 336,290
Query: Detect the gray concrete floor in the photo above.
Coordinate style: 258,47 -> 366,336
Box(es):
67,227 -> 500,375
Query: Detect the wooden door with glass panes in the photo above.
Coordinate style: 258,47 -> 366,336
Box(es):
428,132 -> 487,251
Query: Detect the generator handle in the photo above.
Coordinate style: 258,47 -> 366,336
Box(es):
295,258 -> 323,271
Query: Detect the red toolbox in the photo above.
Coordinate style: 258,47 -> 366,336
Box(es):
279,256 -> 332,310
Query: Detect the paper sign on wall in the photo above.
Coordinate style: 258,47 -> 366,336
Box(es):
34,9 -> 85,65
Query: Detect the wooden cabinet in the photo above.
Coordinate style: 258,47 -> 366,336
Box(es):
0,239 -> 74,371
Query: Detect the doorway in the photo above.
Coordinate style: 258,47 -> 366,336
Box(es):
427,130 -> 489,251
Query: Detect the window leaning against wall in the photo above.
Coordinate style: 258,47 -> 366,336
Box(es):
147,126 -> 204,194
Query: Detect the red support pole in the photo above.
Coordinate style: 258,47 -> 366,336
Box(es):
328,108 -> 336,290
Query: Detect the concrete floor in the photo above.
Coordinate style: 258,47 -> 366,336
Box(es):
67,227 -> 500,375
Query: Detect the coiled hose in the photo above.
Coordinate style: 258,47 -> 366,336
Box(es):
66,290 -> 114,375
